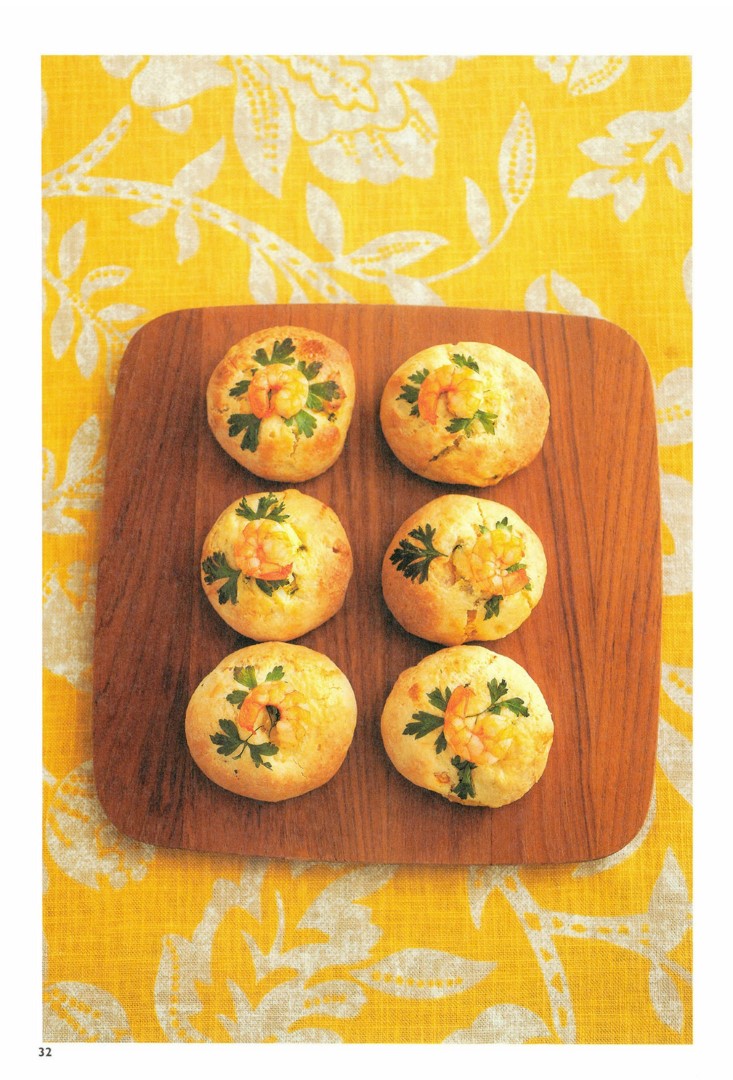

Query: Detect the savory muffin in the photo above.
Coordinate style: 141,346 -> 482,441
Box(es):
382,494 -> 545,644
381,646 -> 553,807
186,642 -> 357,801
201,490 -> 352,641
207,325 -> 356,481
380,341 -> 549,485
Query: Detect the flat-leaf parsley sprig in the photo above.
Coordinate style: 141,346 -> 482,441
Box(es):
235,492 -> 289,523
390,523 -> 446,583
210,664 -> 285,769
227,338 -> 343,452
402,684 -> 452,756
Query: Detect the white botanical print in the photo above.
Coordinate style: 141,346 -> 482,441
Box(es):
351,949 -> 495,1000
467,852 -> 691,1039
43,213 -> 146,390
43,103 -> 535,308
43,981 -> 134,1042
534,56 -> 629,95
45,763 -> 155,889
525,271 -> 602,317
444,1004 -> 551,1043
43,415 -> 105,535
569,96 -> 691,221
43,562 -> 96,691
682,248 -> 692,305
656,367 -> 692,446
100,55 -> 456,193
660,471 -> 692,596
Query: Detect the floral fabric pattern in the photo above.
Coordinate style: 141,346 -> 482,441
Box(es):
42,55 -> 692,1044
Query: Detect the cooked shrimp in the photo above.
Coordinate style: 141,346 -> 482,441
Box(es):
417,364 -> 484,424
443,685 -> 514,765
238,681 -> 309,749
452,524 -> 529,597
248,363 -> 309,419
233,519 -> 296,581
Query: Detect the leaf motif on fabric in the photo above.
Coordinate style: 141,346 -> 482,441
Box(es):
42,564 -> 95,690
648,966 -> 684,1033
385,275 -> 444,305
567,56 -> 629,96
152,105 -> 193,133
466,866 -> 517,929
656,367 -> 692,446
43,415 -> 105,534
499,103 -> 536,214
50,297 -> 75,359
233,59 -> 292,198
99,55 -> 143,79
306,184 -> 345,256
248,247 -> 278,304
657,720 -> 692,804
464,177 -> 491,248
661,663 -> 692,715
43,981 -> 133,1042
444,1003 -> 552,1043
172,139 -> 226,195
351,948 -> 495,999
80,266 -> 131,300
75,318 -> 99,379
45,762 -> 155,889
342,231 -> 447,274
660,471 -> 691,596
129,206 -> 169,227
58,220 -> 86,279
682,248 -> 692,305
128,55 -> 233,108
174,211 -> 201,263
646,849 -> 691,954
525,272 -> 602,317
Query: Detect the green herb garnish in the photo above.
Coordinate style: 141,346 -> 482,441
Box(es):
228,412 -> 261,452
235,493 -> 289,523
284,410 -> 318,439
202,551 -> 241,606
487,677 -> 529,717
483,595 -> 502,620
450,756 -> 477,800
389,523 -> 446,583
451,353 -> 480,372
397,367 -> 429,416
253,338 -> 296,367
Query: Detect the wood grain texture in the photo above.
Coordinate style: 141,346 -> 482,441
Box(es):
92,305 -> 661,865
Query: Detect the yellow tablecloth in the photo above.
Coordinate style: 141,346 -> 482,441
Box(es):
42,55 -> 692,1044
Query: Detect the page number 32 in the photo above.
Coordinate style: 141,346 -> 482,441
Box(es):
38,1047 -> 52,1057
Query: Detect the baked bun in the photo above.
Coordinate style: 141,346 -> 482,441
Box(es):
201,490 -> 352,641
208,326 -> 355,481
382,495 -> 545,644
380,342 -> 549,486
381,645 -> 553,807
186,642 -> 357,801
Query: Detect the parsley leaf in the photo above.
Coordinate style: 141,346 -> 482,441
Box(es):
296,359 -> 322,380
226,689 -> 247,706
265,666 -> 284,682
234,666 -> 258,689
210,718 -> 246,757
484,595 -> 502,620
247,741 -> 279,769
403,711 -> 445,739
236,493 -> 289,522
450,756 -> 477,800
229,379 -> 251,398
228,412 -> 261,452
253,338 -> 296,366
202,552 -> 241,606
495,517 -> 510,528
284,410 -> 318,438
504,562 -> 526,573
255,578 -> 290,596
397,368 -> 429,415
306,381 -> 341,411
389,523 -> 446,583
426,686 -> 452,712
451,353 -> 480,372
434,730 -> 448,755
446,409 -> 498,437
487,677 -> 529,717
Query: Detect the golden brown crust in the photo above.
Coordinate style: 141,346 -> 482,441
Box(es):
207,325 -> 355,481
201,489 -> 353,641
381,646 -> 553,807
380,342 -> 549,486
382,495 -> 546,644
186,642 -> 357,801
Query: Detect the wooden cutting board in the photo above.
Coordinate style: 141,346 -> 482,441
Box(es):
93,305 -> 661,865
